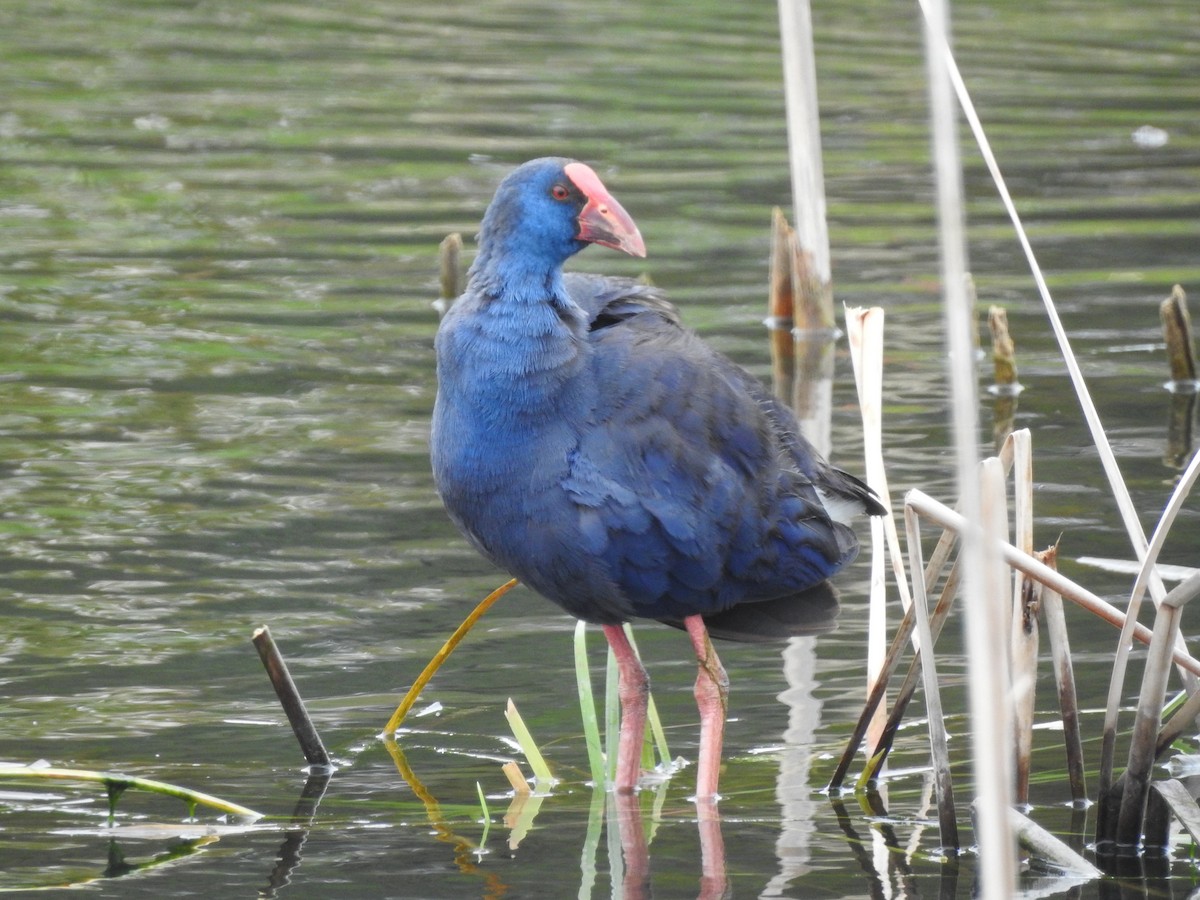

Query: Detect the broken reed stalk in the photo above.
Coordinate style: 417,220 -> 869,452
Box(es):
1151,780 -> 1200,847
1003,805 -> 1100,877
988,306 -> 1018,388
857,559 -> 960,786
768,207 -> 796,324
779,210 -> 836,458
1008,429 -> 1036,806
833,542 -> 958,789
1162,287 -> 1199,463
1160,284 -> 1196,385
1098,444 -> 1200,800
907,489 -> 1200,678
927,0 -> 1177,629
253,625 -> 333,771
1111,572 -> 1200,847
767,207 -> 797,402
789,222 -> 834,334
440,233 -> 463,302
502,761 -> 529,795
1037,543 -> 1087,805
920,0 -> 1015,884
846,307 -> 910,752
776,0 -> 834,334
902,503 -> 958,848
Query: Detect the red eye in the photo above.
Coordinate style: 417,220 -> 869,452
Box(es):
551,183 -> 570,201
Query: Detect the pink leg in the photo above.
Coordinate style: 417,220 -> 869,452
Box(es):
695,795 -> 728,900
602,624 -> 649,793
684,615 -> 728,799
611,789 -> 651,899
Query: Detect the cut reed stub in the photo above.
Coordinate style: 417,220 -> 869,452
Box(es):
433,232 -> 464,316
1161,284 -> 1199,392
986,306 -> 1023,397
768,206 -> 836,338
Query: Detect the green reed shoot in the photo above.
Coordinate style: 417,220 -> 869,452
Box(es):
504,699 -> 555,785
475,781 -> 491,853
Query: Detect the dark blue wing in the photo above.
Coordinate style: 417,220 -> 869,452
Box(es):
559,274 -> 863,622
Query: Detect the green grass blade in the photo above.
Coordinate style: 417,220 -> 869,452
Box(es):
646,694 -> 670,770
577,787 -> 605,900
574,620 -> 606,787
505,699 -> 555,785
475,781 -> 491,852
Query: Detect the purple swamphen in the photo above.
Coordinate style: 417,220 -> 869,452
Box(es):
431,158 -> 884,798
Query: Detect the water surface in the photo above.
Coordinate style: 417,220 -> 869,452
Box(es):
2,0 -> 1199,896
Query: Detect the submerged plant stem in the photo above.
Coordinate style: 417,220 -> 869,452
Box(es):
0,765 -> 261,822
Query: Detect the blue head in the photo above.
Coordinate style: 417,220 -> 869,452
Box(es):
469,158 -> 645,298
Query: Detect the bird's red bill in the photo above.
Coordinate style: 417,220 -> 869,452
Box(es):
564,162 -> 647,258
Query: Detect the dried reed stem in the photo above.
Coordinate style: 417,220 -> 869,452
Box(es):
988,306 -> 1018,387
768,208 -> 797,403
1152,780 -> 1200,845
1008,430 -> 1037,806
919,0 -> 1015,883
1099,444 -> 1200,798
906,490 -> 1200,677
1004,805 -> 1100,877
859,559 -> 962,788
846,307 -> 905,751
1037,543 -> 1087,804
903,503 -> 958,846
920,0 -> 1174,623
776,0 -> 834,333
1114,572 -> 1200,846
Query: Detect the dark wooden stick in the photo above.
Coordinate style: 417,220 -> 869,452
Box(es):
253,625 -> 333,772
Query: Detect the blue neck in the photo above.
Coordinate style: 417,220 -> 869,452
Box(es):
469,246 -> 568,308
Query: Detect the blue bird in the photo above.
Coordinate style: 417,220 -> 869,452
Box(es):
431,158 -> 884,797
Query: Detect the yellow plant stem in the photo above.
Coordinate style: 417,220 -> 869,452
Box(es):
383,578 -> 518,735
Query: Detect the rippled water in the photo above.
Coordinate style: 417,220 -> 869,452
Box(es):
2,0 -> 1199,896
